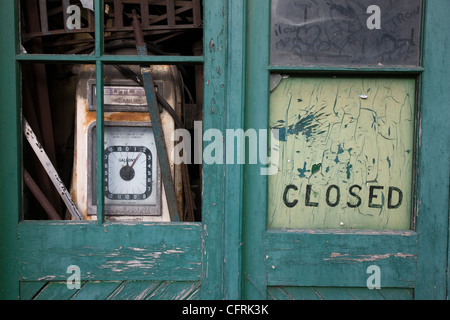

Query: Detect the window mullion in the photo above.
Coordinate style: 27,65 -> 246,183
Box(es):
95,0 -> 105,223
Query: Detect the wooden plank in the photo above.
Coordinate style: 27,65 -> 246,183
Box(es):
192,0 -> 201,26
269,286 -> 414,300
0,0 -> 20,300
34,282 -> 80,300
266,229 -> 417,288
377,288 -> 414,300
39,0 -> 49,33
140,0 -> 149,28
342,287 -> 386,300
267,287 -> 293,300
166,0 -> 176,26
224,0 -> 246,300
242,0 -> 271,300
200,0 -> 227,300
114,0 -> 124,29
71,281 -> 122,300
20,282 -> 47,300
146,281 -> 200,300
20,280 -> 201,300
15,54 -> 204,64
282,287 -> 322,300
415,0 -> 450,300
107,281 -> 161,300
186,285 -> 201,300
18,222 -> 202,282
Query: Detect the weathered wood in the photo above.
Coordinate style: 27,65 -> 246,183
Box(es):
268,286 -> 414,300
20,280 -> 201,300
71,281 -> 122,300
200,0 -> 227,300
19,281 -> 47,300
18,222 -> 202,281
415,0 -> 450,300
146,281 -> 200,300
107,280 -> 161,300
266,229 -> 417,287
224,0 -> 246,300
0,0 -> 21,300
34,282 -> 80,300
242,0 -> 271,300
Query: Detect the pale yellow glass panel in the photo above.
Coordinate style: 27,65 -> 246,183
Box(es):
268,77 -> 415,230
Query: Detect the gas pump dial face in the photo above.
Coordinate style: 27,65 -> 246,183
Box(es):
98,125 -> 159,208
104,145 -> 152,201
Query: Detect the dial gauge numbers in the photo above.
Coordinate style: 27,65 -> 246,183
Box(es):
104,145 -> 153,201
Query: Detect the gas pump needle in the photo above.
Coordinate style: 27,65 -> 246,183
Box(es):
130,152 -> 142,168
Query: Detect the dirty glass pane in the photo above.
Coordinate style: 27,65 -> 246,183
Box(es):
22,63 -> 89,220
82,64 -> 200,222
22,62 -> 201,222
268,76 -> 415,230
103,0 -> 203,56
20,0 -> 96,54
271,0 -> 422,66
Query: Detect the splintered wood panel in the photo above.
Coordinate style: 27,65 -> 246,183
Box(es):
268,77 -> 415,230
20,280 -> 200,300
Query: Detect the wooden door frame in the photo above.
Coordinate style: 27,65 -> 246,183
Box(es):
0,0 -> 229,300
1,0 -> 449,300
242,0 -> 450,300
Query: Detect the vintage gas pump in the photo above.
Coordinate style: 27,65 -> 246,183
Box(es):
71,46 -> 184,221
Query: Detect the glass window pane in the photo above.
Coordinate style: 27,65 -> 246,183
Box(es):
22,62 -> 202,222
104,0 -> 203,56
20,0 -> 96,54
22,63 -> 91,220
271,0 -> 422,66
268,76 -> 415,230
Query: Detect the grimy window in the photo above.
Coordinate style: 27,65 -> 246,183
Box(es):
267,0 -> 423,230
19,0 -> 204,222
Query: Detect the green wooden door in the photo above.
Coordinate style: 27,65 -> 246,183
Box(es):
242,0 -> 450,300
1,0 -> 449,301
0,0 -> 227,300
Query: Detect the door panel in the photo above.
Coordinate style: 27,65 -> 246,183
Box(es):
243,0 -> 450,300
0,0 -> 228,300
266,229 -> 416,288
18,223 -> 202,282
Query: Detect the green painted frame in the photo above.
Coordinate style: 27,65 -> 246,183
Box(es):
1,0 -> 449,300
0,0 -> 228,300
243,0 -> 450,299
